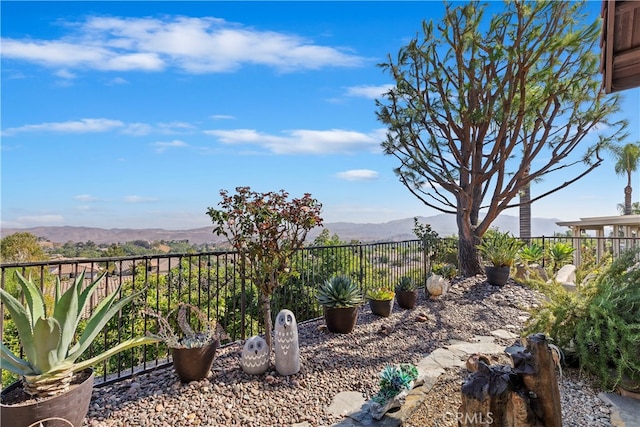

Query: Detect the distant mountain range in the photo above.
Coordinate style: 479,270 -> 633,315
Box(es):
1,214 -> 566,245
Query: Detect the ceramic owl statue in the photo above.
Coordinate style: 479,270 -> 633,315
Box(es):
240,335 -> 270,375
274,309 -> 300,376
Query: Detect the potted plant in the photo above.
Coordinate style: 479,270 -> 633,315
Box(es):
144,302 -> 228,382
367,287 -> 395,317
317,275 -> 364,333
1,271 -> 158,427
476,230 -> 524,286
395,276 -> 418,309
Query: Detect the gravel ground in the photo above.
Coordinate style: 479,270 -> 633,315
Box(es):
83,276 -> 613,426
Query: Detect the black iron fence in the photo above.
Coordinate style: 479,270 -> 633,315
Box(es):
1,235 -> 636,387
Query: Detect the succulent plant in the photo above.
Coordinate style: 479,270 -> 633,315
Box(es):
395,276 -> 418,292
317,275 -> 364,308
367,288 -> 395,301
0,271 -> 159,398
476,230 -> 524,268
372,364 -> 419,404
142,302 -> 227,349
518,243 -> 544,265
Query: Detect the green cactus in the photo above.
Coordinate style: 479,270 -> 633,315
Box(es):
0,271 -> 159,397
317,275 -> 364,308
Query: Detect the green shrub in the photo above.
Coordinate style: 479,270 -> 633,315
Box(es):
525,247 -> 640,390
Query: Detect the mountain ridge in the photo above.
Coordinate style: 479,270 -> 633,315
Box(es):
1,214 -> 566,245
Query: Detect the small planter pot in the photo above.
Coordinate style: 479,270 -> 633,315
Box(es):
323,306 -> 359,333
171,340 -> 219,382
1,368 -> 94,427
485,266 -> 511,286
396,290 -> 417,309
369,299 -> 394,317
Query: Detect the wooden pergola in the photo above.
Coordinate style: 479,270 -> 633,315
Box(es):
556,215 -> 640,264
601,0 -> 640,93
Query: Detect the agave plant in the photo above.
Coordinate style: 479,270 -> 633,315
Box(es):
477,230 -> 525,268
0,271 -> 159,398
395,276 -> 418,292
317,275 -> 364,308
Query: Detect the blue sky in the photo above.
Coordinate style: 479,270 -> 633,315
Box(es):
2,1 -> 639,230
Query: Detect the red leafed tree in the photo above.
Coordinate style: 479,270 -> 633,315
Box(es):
206,186 -> 323,348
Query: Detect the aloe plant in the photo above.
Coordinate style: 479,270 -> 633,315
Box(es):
0,271 -> 159,397
317,275 -> 363,308
395,276 -> 418,292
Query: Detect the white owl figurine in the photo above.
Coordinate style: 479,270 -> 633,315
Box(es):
426,274 -> 449,299
274,309 -> 300,376
240,335 -> 270,375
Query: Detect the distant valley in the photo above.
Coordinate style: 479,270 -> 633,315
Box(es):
1,214 -> 566,245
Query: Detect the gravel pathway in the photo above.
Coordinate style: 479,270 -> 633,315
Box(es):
83,276 -> 613,426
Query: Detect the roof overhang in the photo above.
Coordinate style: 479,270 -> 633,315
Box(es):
556,214 -> 640,229
601,1 -> 640,93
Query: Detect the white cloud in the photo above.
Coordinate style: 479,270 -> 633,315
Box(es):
15,214 -> 65,226
152,139 -> 189,153
211,114 -> 235,120
123,195 -> 159,203
1,16 -> 364,75
335,169 -> 379,181
204,128 -> 384,154
122,122 -> 154,135
157,121 -> 196,133
107,77 -> 129,85
55,69 -> 76,79
345,84 -> 394,99
2,118 -> 124,136
2,118 -> 199,137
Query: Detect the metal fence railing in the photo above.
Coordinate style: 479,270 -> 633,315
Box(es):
1,235 -> 636,387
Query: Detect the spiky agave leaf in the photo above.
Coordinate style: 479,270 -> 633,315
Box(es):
0,285 -> 39,369
66,286 -> 143,362
0,341 -> 33,375
32,317 -> 62,375
317,275 -> 363,308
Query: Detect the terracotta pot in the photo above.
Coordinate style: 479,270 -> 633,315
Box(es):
323,306 -> 359,333
369,299 -> 394,317
396,290 -> 417,309
1,369 -> 94,427
485,266 -> 511,286
171,340 -> 219,382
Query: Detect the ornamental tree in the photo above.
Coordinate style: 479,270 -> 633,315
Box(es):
206,186 -> 323,348
377,1 -> 626,277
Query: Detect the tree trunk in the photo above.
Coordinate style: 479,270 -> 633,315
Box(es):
459,334 -> 561,427
261,293 -> 273,350
624,185 -> 632,215
457,210 -> 483,277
